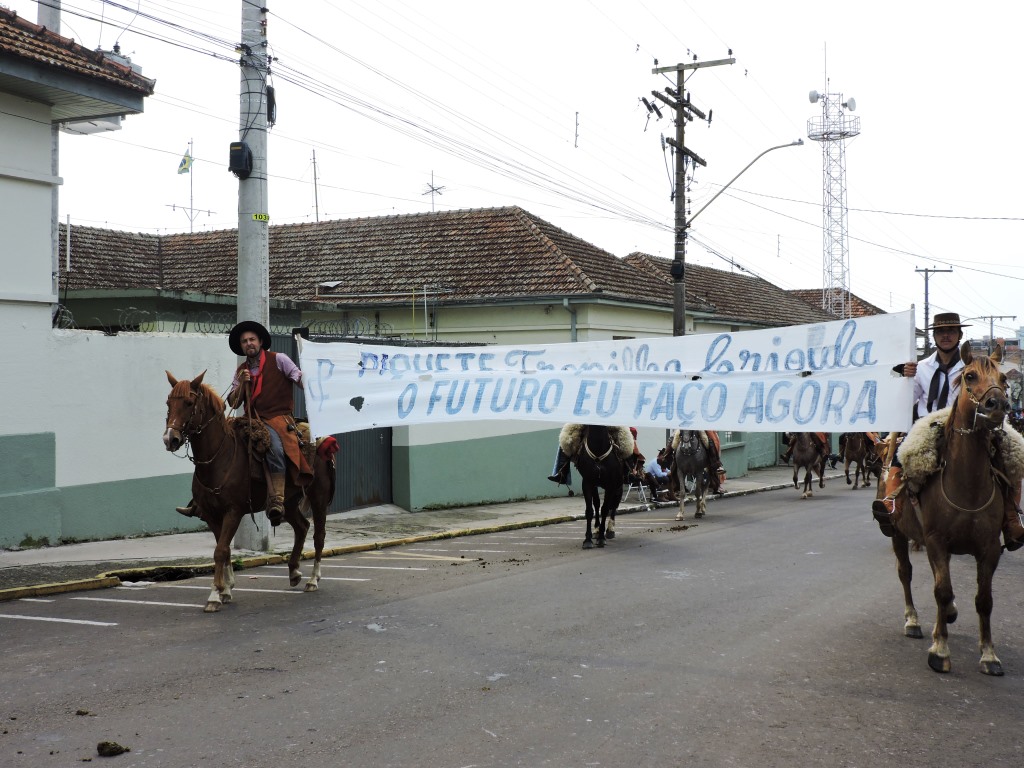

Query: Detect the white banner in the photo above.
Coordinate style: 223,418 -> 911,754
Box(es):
298,311 -> 917,436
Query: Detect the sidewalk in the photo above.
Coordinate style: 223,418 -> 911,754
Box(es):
0,464 -> 838,601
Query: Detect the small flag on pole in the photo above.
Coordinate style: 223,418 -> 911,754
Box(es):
177,150 -> 193,174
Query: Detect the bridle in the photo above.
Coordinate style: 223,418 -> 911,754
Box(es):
933,362 -> 1007,513
166,385 -> 233,470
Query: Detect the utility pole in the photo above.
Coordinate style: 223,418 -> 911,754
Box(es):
651,56 -> 733,336
971,315 -> 1017,353
915,267 -> 952,355
233,0 -> 271,552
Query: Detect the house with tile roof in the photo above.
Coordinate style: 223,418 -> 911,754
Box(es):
57,207 -> 853,509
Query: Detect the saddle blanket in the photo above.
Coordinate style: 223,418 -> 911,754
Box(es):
898,406 -> 1024,493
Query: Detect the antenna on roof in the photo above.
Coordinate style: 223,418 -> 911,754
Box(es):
422,171 -> 445,212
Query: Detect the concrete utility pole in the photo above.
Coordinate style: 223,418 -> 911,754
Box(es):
651,57 -> 733,337
234,0 -> 271,552
915,267 -> 952,355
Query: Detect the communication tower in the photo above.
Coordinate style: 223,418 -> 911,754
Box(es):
807,88 -> 859,318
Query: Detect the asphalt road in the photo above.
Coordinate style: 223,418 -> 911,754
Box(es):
3,486 -> 1024,767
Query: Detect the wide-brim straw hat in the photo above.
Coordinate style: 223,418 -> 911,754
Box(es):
926,312 -> 970,330
228,320 -> 272,356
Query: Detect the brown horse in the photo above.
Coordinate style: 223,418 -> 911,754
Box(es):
842,433 -> 880,489
790,432 -> 825,498
886,342 -> 1014,675
162,371 -> 336,613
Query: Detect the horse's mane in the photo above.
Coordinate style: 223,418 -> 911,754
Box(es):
170,378 -> 226,413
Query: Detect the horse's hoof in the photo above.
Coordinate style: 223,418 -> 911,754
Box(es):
289,572 -> 302,588
905,625 -> 923,639
582,540 -> 594,550
928,653 -> 951,673
304,582 -> 319,593
220,593 -> 232,604
979,659 -> 1004,676
204,602 -> 221,613
597,540 -> 606,548
846,478 -> 852,485
605,530 -> 615,540
695,511 -> 704,519
675,513 -> 685,521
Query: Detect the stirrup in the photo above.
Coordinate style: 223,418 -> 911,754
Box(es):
175,503 -> 197,518
871,498 -> 896,538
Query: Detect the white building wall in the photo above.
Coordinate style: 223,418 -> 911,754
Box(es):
0,94 -> 60,302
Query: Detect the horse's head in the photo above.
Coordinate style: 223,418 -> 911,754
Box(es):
955,342 -> 1008,430
163,370 -> 217,452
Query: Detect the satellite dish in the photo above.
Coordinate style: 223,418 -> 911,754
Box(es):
844,97 -> 857,112
808,90 -> 819,104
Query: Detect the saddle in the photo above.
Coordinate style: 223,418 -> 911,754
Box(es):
559,423 -> 634,460
898,407 -> 1024,495
228,417 -> 328,481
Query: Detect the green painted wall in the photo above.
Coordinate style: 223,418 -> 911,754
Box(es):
394,428 -> 563,511
0,429 -> 204,548
59,474 -> 204,542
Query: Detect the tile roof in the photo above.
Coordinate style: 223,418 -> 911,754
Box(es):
0,7 -> 154,120
61,207 -> 674,306
624,252 -> 836,326
787,288 -> 886,318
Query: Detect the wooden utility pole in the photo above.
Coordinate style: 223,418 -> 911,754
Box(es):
234,0 -> 271,552
652,57 -> 733,336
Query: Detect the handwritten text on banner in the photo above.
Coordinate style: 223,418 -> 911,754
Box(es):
297,311 -> 916,435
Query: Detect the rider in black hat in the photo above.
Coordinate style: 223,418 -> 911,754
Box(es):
177,320 -> 312,524
872,312 -> 1024,551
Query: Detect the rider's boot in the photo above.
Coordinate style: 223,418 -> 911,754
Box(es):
779,443 -> 793,464
267,473 -> 286,526
175,499 -> 198,518
1002,495 -> 1024,552
547,462 -> 570,485
713,466 -> 727,493
871,467 -> 903,537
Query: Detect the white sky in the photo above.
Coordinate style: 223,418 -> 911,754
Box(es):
24,1 -> 1024,340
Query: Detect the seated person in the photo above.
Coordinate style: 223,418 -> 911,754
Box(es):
643,449 -> 675,500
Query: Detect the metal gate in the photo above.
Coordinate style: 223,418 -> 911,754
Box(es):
277,332 -> 393,513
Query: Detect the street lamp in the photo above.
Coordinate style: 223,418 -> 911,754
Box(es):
674,139 -> 804,337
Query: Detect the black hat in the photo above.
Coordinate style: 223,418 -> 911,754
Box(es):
926,312 -> 970,331
228,320 -> 272,356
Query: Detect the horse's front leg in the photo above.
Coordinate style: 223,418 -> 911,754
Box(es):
605,509 -> 616,540
206,511 -> 242,613
976,553 -> 1003,676
927,548 -> 955,673
695,483 -> 706,518
892,534 -> 922,639
582,486 -> 596,549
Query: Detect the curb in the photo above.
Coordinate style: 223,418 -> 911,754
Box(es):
0,576 -> 121,602
0,477 -> 821,602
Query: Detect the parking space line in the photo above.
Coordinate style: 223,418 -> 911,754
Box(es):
71,596 -> 201,608
0,612 -> 117,626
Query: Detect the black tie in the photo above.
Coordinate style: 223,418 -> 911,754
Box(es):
927,350 -> 961,412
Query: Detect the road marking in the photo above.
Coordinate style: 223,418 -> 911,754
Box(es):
357,552 -> 461,562
280,564 -> 430,572
72,596 -> 201,608
18,598 -> 55,603
0,613 -> 117,627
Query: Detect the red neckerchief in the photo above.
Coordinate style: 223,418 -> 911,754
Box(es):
249,350 -> 266,402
